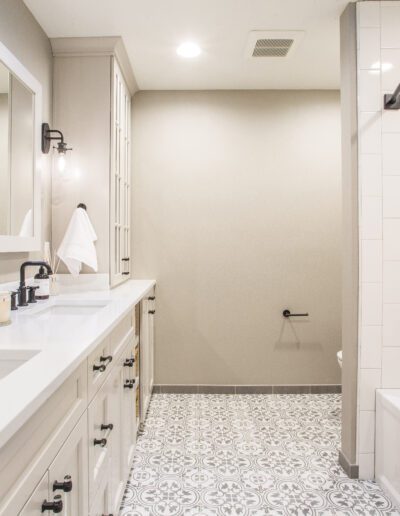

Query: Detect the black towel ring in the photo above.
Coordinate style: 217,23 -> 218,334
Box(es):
77,203 -> 87,210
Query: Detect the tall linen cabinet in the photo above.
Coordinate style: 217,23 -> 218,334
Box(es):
51,37 -> 137,286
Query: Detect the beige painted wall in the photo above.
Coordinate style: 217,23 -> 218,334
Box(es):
52,55 -> 111,274
0,0 -> 52,282
132,90 -> 342,385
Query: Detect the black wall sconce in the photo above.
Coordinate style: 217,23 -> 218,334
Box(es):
41,123 -> 72,154
41,123 -> 72,171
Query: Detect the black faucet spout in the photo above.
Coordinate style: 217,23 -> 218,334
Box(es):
19,261 -> 53,289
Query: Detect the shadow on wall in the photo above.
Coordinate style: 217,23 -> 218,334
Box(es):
275,317 -> 323,351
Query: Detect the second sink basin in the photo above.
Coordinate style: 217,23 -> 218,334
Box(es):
22,300 -> 110,319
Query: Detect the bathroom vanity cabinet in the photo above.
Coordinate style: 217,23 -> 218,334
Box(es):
0,288 -> 155,516
51,37 -> 136,287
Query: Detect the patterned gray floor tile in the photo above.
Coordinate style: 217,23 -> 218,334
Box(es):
120,393 -> 400,516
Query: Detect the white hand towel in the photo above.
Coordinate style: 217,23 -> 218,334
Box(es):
57,207 -> 98,276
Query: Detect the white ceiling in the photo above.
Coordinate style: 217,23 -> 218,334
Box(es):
24,0 -> 351,90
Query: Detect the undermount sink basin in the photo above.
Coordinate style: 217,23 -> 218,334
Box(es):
22,300 -> 110,319
0,349 -> 40,380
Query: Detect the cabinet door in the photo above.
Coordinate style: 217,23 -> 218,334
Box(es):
148,293 -> 155,394
48,417 -> 88,516
110,59 -> 131,287
88,376 -> 113,503
108,364 -> 125,513
89,472 -> 111,516
139,298 -> 150,424
19,472 -> 49,515
121,339 -> 137,478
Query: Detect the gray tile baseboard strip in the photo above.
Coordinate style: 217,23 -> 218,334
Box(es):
154,384 -> 342,394
338,449 -> 359,479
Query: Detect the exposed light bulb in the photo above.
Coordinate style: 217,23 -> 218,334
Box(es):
176,42 -> 201,58
58,154 -> 66,172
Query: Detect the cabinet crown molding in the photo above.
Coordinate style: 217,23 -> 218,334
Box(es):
50,36 -> 138,94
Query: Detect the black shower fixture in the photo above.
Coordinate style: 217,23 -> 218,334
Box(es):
384,83 -> 400,110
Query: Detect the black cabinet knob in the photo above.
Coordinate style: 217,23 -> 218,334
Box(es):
94,438 -> 107,447
148,310 -> 155,314
100,355 -> 113,365
124,358 -> 135,367
101,423 -> 114,431
53,475 -> 72,493
42,495 -> 63,513
93,355 -> 112,372
124,379 -> 135,389
93,363 -> 106,372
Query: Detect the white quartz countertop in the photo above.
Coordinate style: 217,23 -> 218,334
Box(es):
0,279 -> 156,449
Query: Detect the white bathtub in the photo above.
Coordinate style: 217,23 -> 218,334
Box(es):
376,389 -> 400,507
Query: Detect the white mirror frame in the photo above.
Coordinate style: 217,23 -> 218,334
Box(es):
0,41 -> 42,252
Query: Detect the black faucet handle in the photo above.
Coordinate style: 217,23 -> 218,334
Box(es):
10,291 -> 18,311
17,286 -> 28,307
27,285 -> 39,304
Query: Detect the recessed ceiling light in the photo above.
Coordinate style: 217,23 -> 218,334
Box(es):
176,42 -> 201,58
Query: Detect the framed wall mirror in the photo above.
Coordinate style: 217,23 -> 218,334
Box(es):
0,41 -> 42,252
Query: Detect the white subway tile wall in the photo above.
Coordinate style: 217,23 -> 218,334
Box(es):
360,154 -> 382,196
360,325 -> 382,369
382,347 -> 400,387
357,1 -> 400,480
383,303 -> 400,346
359,368 -> 382,411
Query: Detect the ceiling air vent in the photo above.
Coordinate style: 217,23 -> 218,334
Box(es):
252,39 -> 293,57
245,31 -> 305,59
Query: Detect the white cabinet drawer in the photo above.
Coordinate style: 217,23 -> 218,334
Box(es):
0,363 -> 87,516
87,315 -> 134,402
109,312 -> 133,359
87,335 -> 111,401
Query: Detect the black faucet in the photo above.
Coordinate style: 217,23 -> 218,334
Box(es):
18,261 -> 53,307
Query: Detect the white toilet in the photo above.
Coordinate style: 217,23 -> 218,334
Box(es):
337,350 -> 343,369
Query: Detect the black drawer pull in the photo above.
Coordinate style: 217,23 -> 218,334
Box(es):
124,379 -> 135,389
148,296 -> 155,300
42,495 -> 63,513
122,272 -> 130,275
148,310 -> 155,314
53,475 -> 72,493
122,257 -> 130,261
101,423 -> 114,431
93,363 -> 106,372
100,355 -> 113,365
94,438 -> 107,447
124,358 -> 135,367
